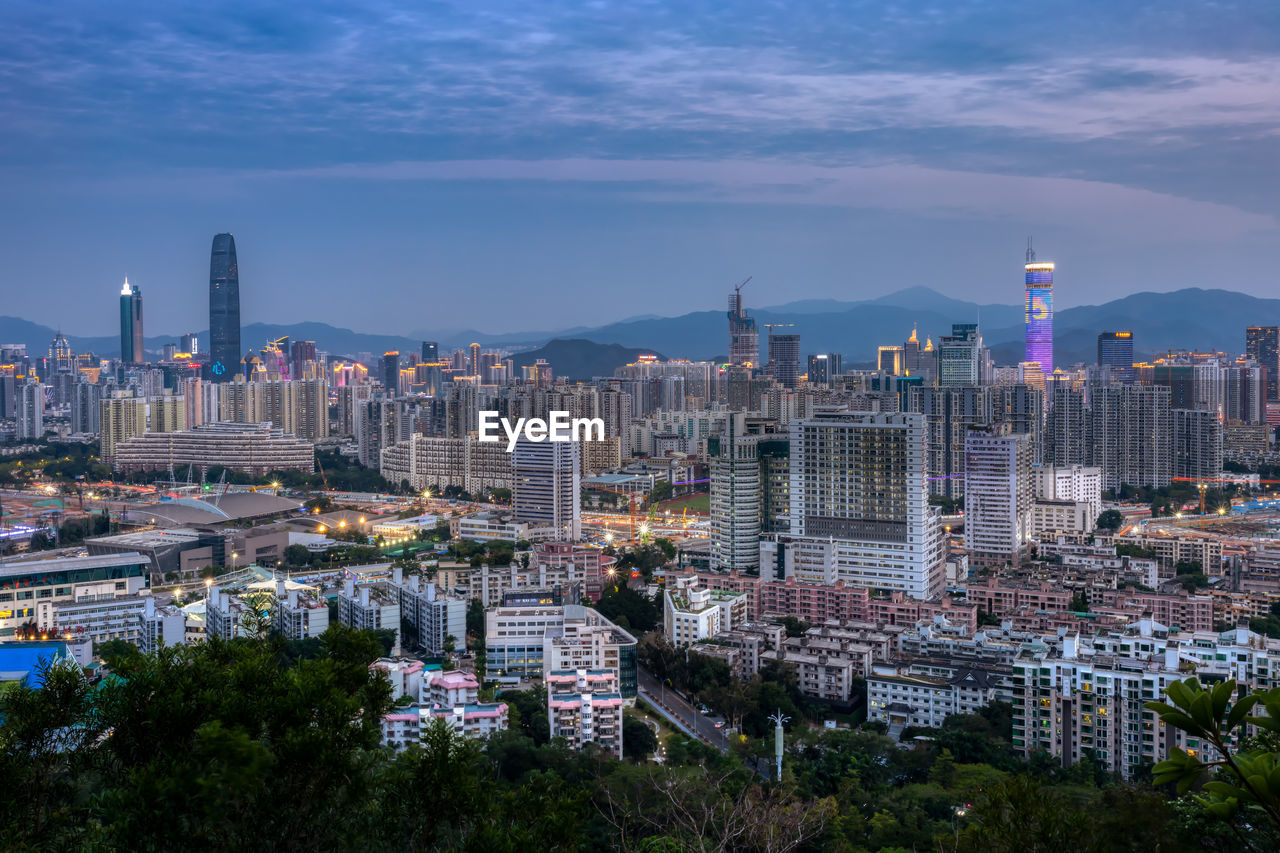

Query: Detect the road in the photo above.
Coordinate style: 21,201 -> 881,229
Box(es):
638,667 -> 729,751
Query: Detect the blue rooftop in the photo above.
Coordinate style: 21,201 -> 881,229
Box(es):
0,642 -> 73,687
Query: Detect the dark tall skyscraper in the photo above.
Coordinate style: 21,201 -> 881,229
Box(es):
1097,331 -> 1135,382
382,351 -> 401,394
119,278 -> 143,363
1246,326 -> 1279,401
209,233 -> 241,382
421,341 -> 439,362
767,329 -> 801,388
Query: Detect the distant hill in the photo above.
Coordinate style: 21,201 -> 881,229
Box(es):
510,339 -> 665,381
8,286 -> 1280,368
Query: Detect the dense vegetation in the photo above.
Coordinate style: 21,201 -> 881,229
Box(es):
1,627 -> 1271,851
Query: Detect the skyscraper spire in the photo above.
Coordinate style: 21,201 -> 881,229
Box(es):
119,277 -> 143,363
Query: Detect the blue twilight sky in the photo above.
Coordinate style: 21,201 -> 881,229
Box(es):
3,0 -> 1280,338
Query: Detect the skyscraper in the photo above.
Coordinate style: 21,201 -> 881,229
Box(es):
209,233 -> 241,383
964,424 -> 1033,569
937,323 -> 983,386
381,352 -> 401,395
709,414 -> 762,574
1246,326 -> 1280,401
49,331 -> 72,370
119,278 -> 143,364
421,341 -> 439,362
512,437 -> 581,540
727,280 -> 759,368
766,330 -> 801,388
1024,244 -> 1054,376
1097,331 -> 1135,382
766,411 -> 945,598
17,381 -> 45,440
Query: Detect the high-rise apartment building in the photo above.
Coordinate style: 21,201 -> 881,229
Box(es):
907,385 -> 990,499
217,378 -> 330,440
1222,362 -> 1266,423
16,381 -> 44,439
765,411 -> 946,599
963,424 -> 1033,569
1045,386 -> 1088,466
119,279 -> 144,364
1089,384 -> 1172,490
208,233 -> 241,382
1097,331 -> 1134,382
71,381 -> 101,435
149,396 -> 186,434
937,324 -> 984,386
709,414 -> 762,574
597,386 -> 633,459
100,395 -> 148,462
512,437 -> 581,540
1023,250 -> 1054,375
1247,326 -> 1280,400
1172,409 -> 1224,481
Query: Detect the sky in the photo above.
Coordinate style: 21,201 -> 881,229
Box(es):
3,0 -> 1280,338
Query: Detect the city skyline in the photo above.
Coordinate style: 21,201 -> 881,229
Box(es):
4,1 -> 1280,334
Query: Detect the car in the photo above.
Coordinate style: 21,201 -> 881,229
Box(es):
714,721 -> 724,729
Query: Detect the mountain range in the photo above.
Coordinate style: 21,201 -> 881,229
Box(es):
3,287 -> 1278,370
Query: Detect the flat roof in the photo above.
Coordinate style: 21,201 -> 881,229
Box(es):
1,551 -> 150,578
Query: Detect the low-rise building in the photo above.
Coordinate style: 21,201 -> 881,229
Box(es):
867,666 -> 1001,732
388,568 -> 467,656
546,668 -> 624,757
485,603 -> 636,694
663,576 -> 749,646
5,552 -> 151,640
338,580 -> 401,654
271,581 -> 330,640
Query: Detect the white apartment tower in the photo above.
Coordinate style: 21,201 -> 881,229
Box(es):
963,424 -> 1033,569
768,411 -> 946,599
512,436 -> 581,540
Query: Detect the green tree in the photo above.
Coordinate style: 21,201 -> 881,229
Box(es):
1096,508 -> 1124,532
623,713 -> 658,762
1146,677 -> 1280,839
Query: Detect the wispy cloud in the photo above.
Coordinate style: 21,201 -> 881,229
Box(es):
232,156 -> 1274,240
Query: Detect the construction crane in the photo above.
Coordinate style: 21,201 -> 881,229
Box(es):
591,485 -> 640,541
734,276 -> 752,296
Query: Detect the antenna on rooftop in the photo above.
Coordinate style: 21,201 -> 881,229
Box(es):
1026,236 -> 1036,264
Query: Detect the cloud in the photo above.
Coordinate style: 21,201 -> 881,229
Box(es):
238,156 -> 1278,241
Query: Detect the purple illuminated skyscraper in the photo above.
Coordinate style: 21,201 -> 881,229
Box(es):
1023,242 -> 1053,375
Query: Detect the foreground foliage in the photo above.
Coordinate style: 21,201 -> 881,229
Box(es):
0,630 -> 1249,852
